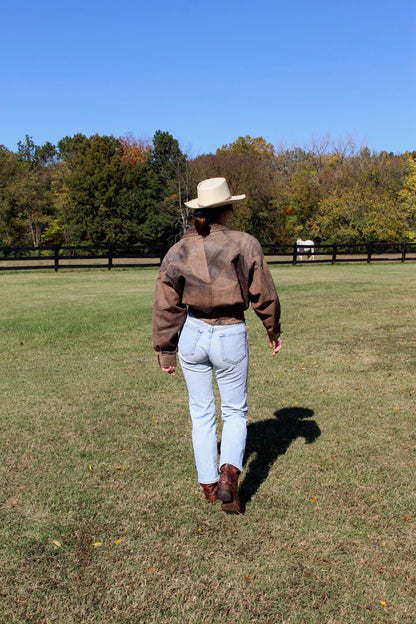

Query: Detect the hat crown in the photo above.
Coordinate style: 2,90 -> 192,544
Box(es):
184,177 -> 245,209
197,177 -> 231,207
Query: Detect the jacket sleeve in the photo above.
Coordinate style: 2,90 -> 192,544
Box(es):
152,265 -> 187,368
248,253 -> 281,340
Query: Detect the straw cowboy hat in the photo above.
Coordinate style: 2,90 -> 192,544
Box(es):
185,177 -> 246,210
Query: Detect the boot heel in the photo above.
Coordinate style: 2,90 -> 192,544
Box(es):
218,463 -> 241,512
217,483 -> 233,502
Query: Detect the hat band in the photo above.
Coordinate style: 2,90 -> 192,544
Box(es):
197,195 -> 232,208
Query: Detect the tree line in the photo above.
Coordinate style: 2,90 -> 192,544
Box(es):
1,131 -> 415,248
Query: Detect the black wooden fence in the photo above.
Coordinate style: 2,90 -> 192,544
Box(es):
1,241 -> 415,271
263,241 -> 416,264
0,244 -> 165,271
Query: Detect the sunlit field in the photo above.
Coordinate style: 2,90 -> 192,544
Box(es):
1,264 -> 415,623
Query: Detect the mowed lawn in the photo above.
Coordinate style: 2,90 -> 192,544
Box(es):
0,263 -> 415,624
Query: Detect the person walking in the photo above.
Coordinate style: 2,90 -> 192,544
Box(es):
152,177 -> 282,513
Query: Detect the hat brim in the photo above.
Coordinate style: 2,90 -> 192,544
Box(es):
185,194 -> 246,210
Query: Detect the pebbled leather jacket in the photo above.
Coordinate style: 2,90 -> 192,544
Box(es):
152,224 -> 281,368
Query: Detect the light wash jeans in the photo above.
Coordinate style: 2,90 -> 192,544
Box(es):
178,314 -> 249,484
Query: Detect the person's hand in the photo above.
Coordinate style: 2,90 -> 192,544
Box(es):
162,366 -> 176,376
269,337 -> 283,356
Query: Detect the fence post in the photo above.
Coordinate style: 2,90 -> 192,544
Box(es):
54,245 -> 59,272
401,242 -> 407,262
292,243 -> 297,265
367,242 -> 372,263
332,243 -> 337,264
108,245 -> 113,270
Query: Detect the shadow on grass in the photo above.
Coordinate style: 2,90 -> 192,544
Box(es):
239,407 -> 320,512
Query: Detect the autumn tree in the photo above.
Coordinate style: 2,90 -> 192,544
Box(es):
61,134 -> 139,244
1,131 -> 415,248
307,148 -> 410,242
398,153 -> 416,241
57,133 -> 175,246
119,133 -> 152,167
188,136 -> 281,241
38,134 -> 90,245
217,135 -> 275,160
19,136 -> 57,247
0,136 -> 57,247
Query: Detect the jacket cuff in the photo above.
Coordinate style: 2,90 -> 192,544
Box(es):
157,352 -> 177,369
267,328 -> 281,341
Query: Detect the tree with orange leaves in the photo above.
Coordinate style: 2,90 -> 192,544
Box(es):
119,133 -> 152,168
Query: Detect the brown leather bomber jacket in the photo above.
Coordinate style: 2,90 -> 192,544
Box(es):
152,224 -> 281,368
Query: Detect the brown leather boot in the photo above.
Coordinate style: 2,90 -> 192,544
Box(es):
200,482 -> 218,503
218,464 -> 241,514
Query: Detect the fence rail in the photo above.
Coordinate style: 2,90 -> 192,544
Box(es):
1,241 -> 416,271
263,241 -> 416,265
0,244 -> 165,271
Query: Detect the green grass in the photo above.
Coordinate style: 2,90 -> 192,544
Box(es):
0,264 -> 415,623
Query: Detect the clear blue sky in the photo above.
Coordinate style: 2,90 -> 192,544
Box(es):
1,0 -> 415,156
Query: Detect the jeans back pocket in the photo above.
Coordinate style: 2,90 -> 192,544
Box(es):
219,328 -> 248,365
178,325 -> 203,356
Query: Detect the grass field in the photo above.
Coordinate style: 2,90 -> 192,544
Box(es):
0,264 -> 415,623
